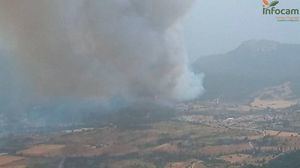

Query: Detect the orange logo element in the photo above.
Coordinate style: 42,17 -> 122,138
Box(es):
263,0 -> 270,7
263,0 -> 279,8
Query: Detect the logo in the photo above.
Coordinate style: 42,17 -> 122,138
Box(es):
262,0 -> 300,21
263,0 -> 279,8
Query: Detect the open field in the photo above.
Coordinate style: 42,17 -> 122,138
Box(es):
0,155 -> 26,168
200,143 -> 253,156
220,154 -> 253,164
1,100 -> 300,168
250,99 -> 298,109
165,160 -> 206,168
18,144 -> 65,157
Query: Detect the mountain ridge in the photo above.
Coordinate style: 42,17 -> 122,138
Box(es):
193,40 -> 300,101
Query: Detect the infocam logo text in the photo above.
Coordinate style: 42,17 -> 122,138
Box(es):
262,0 -> 300,21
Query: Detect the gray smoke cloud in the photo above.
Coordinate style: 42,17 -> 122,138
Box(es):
0,0 -> 204,121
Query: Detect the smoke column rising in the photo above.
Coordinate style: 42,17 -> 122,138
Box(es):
0,0 -> 204,122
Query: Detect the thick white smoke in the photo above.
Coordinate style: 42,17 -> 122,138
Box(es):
0,0 -> 204,119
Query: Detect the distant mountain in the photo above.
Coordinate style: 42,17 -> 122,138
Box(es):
193,40 -> 300,102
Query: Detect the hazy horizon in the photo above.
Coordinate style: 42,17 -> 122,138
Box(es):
184,0 -> 300,59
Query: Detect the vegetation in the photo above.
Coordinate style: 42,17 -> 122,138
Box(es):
193,40 -> 300,101
244,150 -> 300,168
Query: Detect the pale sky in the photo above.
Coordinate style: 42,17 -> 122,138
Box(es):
184,0 -> 300,59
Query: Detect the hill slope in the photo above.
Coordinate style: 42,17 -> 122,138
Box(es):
244,150 -> 300,168
193,40 -> 300,101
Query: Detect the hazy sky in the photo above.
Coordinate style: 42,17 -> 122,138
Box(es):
184,0 -> 300,59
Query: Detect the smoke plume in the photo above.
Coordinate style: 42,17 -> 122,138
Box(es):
0,0 -> 204,122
